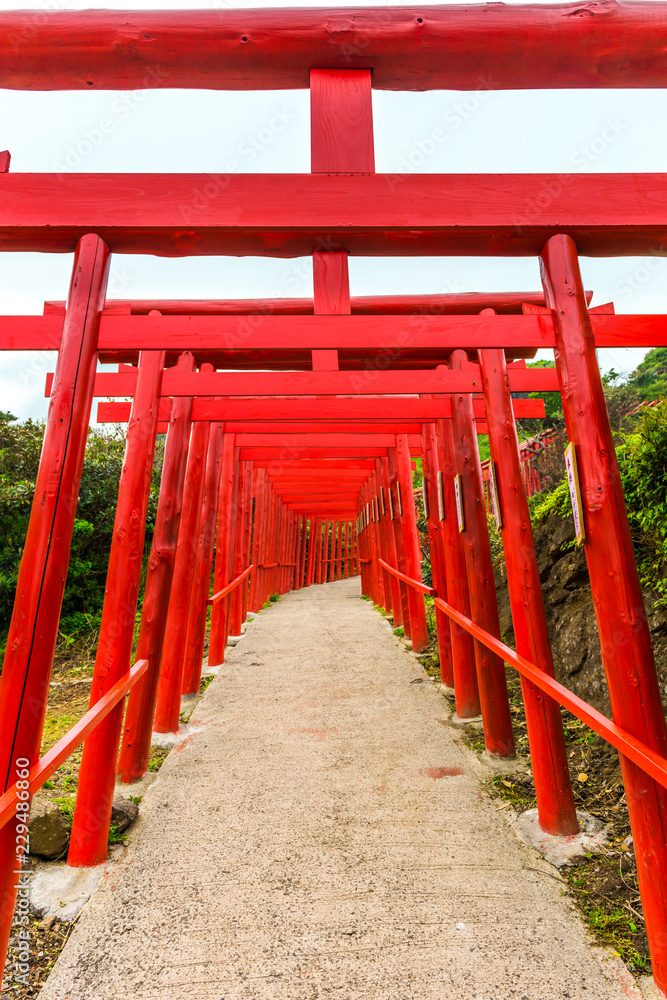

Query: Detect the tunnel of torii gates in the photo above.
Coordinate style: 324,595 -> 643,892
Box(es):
3,3 -> 667,993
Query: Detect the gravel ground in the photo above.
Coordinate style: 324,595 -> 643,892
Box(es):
39,578 -> 637,999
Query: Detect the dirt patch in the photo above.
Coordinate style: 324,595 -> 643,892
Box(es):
454,672 -> 649,978
2,634 -> 199,998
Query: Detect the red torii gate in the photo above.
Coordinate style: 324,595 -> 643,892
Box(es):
0,6 -> 666,993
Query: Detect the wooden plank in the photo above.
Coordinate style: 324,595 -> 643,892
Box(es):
98,397 -> 546,424
12,310 -> 667,354
44,292 -> 578,316
1,5 -> 666,92
239,448 -> 393,460
96,313 -> 556,351
311,69 -> 374,173
235,433 -> 422,447
0,314 -> 62,350
69,367 -> 559,399
4,173 -> 667,256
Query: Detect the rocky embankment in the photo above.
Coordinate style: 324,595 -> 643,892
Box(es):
495,513 -> 667,717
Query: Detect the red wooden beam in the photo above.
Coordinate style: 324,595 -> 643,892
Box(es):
3,173 -> 667,256
235,433 -> 422,448
45,291 -> 581,316
1,5 -> 666,92
9,311 -> 667,356
92,313 -> 554,354
239,448 -> 393,460
96,397 -> 546,423
61,367 -> 558,399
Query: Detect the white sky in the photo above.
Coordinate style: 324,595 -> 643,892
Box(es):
1,0 -> 665,420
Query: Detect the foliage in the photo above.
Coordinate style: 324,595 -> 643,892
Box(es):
0,420 -> 164,652
530,402 -> 667,603
617,402 -> 667,603
626,346 -> 667,401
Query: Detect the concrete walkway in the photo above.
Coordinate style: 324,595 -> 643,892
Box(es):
41,578 -> 635,999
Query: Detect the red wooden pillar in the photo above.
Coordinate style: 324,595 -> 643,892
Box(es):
258,480 -> 272,606
241,460 -> 253,618
353,523 -> 358,576
181,422 -> 224,696
370,472 -> 388,612
421,422 -> 454,687
337,521 -> 343,580
395,434 -> 429,652
229,460 -> 247,635
118,353 -> 195,783
209,432 -> 236,664
542,235 -> 667,986
380,458 -> 403,626
263,486 -> 273,601
331,520 -> 336,584
435,417 -> 480,719
305,516 -> 316,587
370,505 -> 383,608
324,521 -> 331,583
343,522 -> 349,579
479,339 -> 578,835
449,352 -> 515,756
68,350 -> 165,867
297,515 -> 307,589
386,452 -> 411,630
314,516 -> 324,585
293,514 -> 302,590
374,462 -> 394,617
278,505 -> 287,593
0,236 -> 109,966
249,467 -> 265,611
306,516 -> 312,586
358,490 -> 368,595
153,416 -> 211,733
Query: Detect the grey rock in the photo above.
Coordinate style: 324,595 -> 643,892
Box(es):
111,797 -> 139,833
28,798 -> 69,860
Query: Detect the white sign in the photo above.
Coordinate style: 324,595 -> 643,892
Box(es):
388,487 -> 395,520
437,470 -> 445,522
454,474 -> 465,533
488,459 -> 502,529
396,482 -> 403,517
380,487 -> 385,516
565,442 -> 585,545
421,477 -> 429,521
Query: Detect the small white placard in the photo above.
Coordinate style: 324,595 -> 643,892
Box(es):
380,487 -> 385,516
396,482 -> 403,517
421,477 -> 429,521
565,442 -> 585,545
388,487 -> 394,520
454,474 -> 465,533
437,470 -> 445,522
488,459 -> 502,530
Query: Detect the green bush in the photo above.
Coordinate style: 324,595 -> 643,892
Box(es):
531,402 -> 667,603
0,419 -> 164,653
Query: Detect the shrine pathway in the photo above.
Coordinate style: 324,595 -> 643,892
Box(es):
41,577 -> 635,1000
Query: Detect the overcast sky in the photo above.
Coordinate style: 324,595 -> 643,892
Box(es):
1,0 -> 664,420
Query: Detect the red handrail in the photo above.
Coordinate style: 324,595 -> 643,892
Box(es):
208,564 -> 254,606
378,557 -> 436,597
434,597 -> 667,791
0,657 -> 149,832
